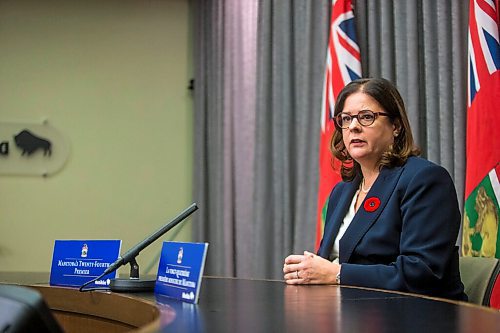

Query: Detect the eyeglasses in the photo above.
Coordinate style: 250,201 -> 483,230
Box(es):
335,110 -> 391,129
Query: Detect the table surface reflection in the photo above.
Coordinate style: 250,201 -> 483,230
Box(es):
1,272 -> 499,333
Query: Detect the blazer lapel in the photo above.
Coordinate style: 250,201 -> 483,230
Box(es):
319,177 -> 360,259
339,166 -> 404,263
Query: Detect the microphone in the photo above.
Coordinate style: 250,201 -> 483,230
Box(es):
79,203 -> 198,292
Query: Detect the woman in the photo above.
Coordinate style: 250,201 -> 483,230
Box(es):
283,78 -> 467,301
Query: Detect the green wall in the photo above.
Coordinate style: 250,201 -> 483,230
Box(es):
0,0 -> 193,274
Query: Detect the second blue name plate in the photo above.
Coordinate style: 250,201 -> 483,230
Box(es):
50,239 -> 121,288
155,241 -> 209,304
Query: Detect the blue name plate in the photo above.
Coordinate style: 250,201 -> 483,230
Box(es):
50,240 -> 121,288
155,241 -> 209,304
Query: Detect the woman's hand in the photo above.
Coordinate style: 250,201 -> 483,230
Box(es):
283,251 -> 340,285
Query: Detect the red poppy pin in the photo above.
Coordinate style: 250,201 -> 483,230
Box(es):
364,197 -> 381,212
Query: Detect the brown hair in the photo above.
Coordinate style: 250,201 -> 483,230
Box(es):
330,78 -> 420,181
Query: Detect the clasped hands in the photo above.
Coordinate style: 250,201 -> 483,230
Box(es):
283,251 -> 340,285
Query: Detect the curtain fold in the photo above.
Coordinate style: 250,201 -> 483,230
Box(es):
192,0 -> 258,277
253,1 -> 330,278
193,0 -> 469,280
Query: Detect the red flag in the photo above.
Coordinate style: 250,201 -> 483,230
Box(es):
462,0 -> 500,259
315,0 -> 362,249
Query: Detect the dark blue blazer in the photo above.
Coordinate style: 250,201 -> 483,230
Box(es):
318,156 -> 467,301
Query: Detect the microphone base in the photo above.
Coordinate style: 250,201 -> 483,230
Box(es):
109,278 -> 156,293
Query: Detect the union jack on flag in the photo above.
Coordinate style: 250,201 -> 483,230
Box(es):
462,0 -> 500,262
316,0 -> 362,249
467,0 -> 500,106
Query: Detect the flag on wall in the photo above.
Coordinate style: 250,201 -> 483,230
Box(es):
315,0 -> 362,249
462,0 -> 500,259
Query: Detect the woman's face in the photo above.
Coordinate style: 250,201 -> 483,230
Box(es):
341,92 -> 398,169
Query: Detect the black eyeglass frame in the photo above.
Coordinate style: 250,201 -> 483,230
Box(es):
335,110 -> 391,129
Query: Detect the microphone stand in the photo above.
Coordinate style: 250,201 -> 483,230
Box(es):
79,203 -> 198,293
109,258 -> 153,292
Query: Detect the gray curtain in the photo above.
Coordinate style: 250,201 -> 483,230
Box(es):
193,0 -> 469,280
252,1 -> 330,279
192,0 -> 259,278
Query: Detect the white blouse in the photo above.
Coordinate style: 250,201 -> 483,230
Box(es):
331,189 -> 359,263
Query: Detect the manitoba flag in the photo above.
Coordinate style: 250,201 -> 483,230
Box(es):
315,0 -> 362,249
462,0 -> 500,259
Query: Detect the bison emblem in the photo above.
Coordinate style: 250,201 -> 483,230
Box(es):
14,130 -> 52,156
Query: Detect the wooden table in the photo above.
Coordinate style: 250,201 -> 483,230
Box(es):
1,272 -> 499,332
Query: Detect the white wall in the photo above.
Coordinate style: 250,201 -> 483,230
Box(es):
0,0 -> 193,274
